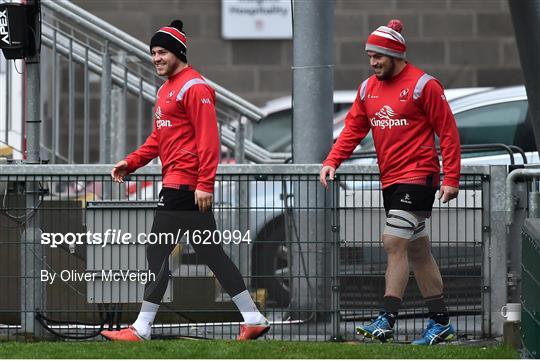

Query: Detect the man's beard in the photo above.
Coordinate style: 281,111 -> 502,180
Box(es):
375,59 -> 396,80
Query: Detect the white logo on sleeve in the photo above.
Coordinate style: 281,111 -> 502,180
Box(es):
200,98 -> 211,104
369,105 -> 408,130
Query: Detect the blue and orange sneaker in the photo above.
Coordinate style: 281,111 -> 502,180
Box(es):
355,313 -> 394,343
411,319 -> 455,345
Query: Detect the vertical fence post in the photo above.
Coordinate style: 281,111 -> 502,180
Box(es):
507,179 -> 526,303
111,50 -> 126,164
22,0 -> 44,338
234,116 -> 246,164
100,42 -> 112,201
83,45 -> 90,164
110,51 -> 126,200
237,173 -> 250,280
51,28 -> 58,164
330,176 -> 341,341
485,165 -> 508,337
100,41 -> 112,165
68,35 -> 75,163
528,178 -> 540,218
3,57 -> 9,146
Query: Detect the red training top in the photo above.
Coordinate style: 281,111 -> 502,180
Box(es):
323,63 -> 461,189
124,66 -> 219,193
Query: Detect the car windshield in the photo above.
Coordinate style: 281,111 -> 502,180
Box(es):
252,110 -> 292,152
252,90 -> 532,156
252,104 -> 374,153
453,100 -> 530,149
333,108 -> 375,153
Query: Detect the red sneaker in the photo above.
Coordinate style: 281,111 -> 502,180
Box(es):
237,321 -> 271,340
101,326 -> 145,341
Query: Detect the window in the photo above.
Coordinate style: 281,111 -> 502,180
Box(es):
454,100 -> 530,148
253,103 -> 355,153
252,110 -> 292,153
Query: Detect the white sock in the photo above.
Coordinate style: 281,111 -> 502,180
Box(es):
132,301 -> 159,339
232,290 -> 266,325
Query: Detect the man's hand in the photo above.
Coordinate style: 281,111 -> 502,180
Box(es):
111,160 -> 129,183
438,185 -> 459,203
195,189 -> 213,212
319,165 -> 336,190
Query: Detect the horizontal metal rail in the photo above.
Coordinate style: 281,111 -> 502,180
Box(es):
41,24 -> 158,103
41,0 -> 266,122
220,127 -> 290,164
0,163 -> 491,176
42,22 -> 277,164
506,168 -> 540,224
40,2 -> 277,164
351,143 -> 524,164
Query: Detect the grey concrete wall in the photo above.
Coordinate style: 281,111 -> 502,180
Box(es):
72,0 -> 520,105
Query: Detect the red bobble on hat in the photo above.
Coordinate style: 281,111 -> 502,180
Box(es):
387,19 -> 403,33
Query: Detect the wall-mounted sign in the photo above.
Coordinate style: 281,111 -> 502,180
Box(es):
222,0 -> 292,39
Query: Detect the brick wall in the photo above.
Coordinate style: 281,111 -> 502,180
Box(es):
72,0 -> 520,105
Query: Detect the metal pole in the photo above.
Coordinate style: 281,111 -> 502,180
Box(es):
137,71 -> 143,146
4,58 -> 9,146
508,0 -> 540,156
507,181 -> 526,303
291,0 -> 333,164
83,45 -> 89,164
111,50 -> 126,163
485,165 -> 508,337
22,0 -> 44,338
99,41 -> 112,164
68,35 -> 75,163
528,177 -> 540,218
290,0 -> 334,322
51,28 -> 57,163
330,180 -> 341,340
234,116 -> 246,164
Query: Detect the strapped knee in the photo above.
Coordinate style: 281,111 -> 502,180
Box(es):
410,219 -> 428,240
383,210 -> 425,240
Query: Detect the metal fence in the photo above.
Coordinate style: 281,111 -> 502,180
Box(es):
38,0 -> 276,165
0,164 -> 511,342
0,0 -> 291,165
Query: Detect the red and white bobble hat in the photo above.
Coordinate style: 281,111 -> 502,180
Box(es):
365,19 -> 406,59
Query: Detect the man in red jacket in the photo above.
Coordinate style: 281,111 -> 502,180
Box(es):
101,20 -> 270,342
320,20 -> 461,345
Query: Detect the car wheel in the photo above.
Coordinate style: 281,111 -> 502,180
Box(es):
251,216 -> 291,307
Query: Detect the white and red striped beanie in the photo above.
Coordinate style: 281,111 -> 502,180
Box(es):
150,20 -> 187,62
365,19 -> 406,59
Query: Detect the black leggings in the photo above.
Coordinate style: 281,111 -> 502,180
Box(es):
143,188 -> 246,304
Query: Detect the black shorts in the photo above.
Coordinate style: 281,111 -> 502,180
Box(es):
152,187 -> 216,236
382,183 -> 438,218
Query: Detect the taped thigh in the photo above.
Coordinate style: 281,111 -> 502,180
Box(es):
410,219 -> 428,241
383,209 -> 419,239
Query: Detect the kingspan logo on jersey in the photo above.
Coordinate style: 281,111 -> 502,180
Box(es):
155,106 -> 172,129
370,106 -> 408,130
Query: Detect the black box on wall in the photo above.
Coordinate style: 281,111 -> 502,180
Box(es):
0,2 -> 39,60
